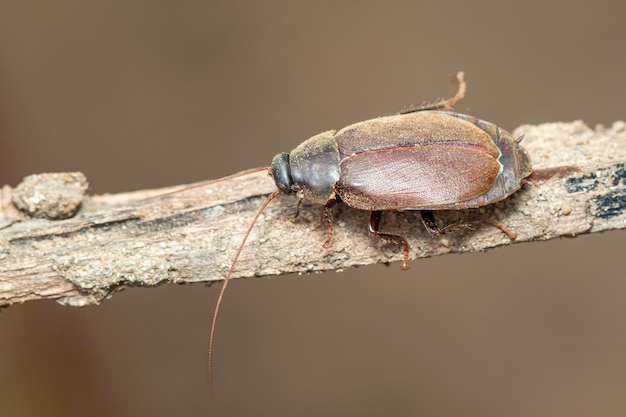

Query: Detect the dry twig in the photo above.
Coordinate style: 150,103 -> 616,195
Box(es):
1,120 -> 625,307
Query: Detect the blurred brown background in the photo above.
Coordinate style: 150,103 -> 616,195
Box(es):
1,1 -> 626,416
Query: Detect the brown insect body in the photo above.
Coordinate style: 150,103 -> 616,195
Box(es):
274,110 -> 531,212
205,72 -> 531,400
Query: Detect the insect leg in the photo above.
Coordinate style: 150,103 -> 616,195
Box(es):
481,217 -> 517,240
368,211 -> 410,270
398,71 -> 466,114
293,196 -> 303,219
321,199 -> 336,248
420,210 -> 443,237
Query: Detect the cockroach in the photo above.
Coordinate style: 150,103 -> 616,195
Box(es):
171,72 -> 532,399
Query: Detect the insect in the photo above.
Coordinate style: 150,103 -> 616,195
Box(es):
195,72 -> 532,399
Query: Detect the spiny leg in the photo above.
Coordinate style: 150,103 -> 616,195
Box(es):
420,210 -> 442,237
481,217 -> 517,240
398,71 -> 466,114
368,211 -> 410,270
423,210 -> 488,237
293,196 -> 304,219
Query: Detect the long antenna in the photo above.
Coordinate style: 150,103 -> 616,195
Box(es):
208,189 -> 282,401
143,166 -> 270,201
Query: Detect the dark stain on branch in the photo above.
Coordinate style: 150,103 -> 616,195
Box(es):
567,172 -> 599,193
595,190 -> 626,219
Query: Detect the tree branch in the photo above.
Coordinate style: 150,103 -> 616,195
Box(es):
1,120 -> 625,307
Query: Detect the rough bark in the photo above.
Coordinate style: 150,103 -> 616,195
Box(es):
1,120 -> 625,307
